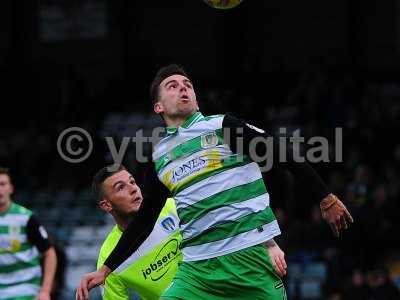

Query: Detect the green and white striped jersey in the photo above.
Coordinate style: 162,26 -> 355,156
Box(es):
153,112 -> 281,261
0,203 -> 42,300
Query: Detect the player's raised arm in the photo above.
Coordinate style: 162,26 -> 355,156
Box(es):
222,113 -> 354,237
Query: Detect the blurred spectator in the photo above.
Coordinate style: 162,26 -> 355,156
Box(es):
364,268 -> 400,300
342,268 -> 370,300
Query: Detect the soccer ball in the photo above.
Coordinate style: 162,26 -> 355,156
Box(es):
203,0 -> 243,9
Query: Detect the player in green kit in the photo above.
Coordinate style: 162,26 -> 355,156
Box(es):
77,65 -> 353,300
0,167 -> 57,300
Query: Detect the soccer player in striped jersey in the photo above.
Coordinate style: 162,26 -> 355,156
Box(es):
77,65 -> 353,299
0,167 -> 57,300
77,165 -> 287,299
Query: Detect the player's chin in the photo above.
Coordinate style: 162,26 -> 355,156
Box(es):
132,199 -> 143,211
178,106 -> 197,116
128,206 -> 141,214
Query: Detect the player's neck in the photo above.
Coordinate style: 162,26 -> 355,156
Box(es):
114,214 -> 135,231
164,116 -> 188,128
164,111 -> 198,128
0,198 -> 11,213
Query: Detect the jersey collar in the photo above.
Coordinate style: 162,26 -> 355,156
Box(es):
166,112 -> 203,136
0,201 -> 14,216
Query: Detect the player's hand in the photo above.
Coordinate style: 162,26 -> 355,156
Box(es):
320,193 -> 354,237
265,240 -> 287,277
76,266 -> 111,300
36,289 -> 51,300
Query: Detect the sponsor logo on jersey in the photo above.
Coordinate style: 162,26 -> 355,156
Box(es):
0,226 -> 22,253
201,132 -> 218,149
0,237 -> 12,252
171,156 -> 207,183
163,150 -> 222,190
141,238 -> 180,281
160,217 -> 176,233
0,237 -> 21,252
10,239 -> 21,252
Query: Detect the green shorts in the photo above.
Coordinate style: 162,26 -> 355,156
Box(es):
161,244 -> 287,300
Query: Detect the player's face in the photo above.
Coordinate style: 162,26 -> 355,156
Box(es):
0,174 -> 13,207
154,74 -> 199,120
100,170 -> 143,216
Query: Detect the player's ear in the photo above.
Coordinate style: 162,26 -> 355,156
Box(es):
99,198 -> 112,213
154,101 -> 163,114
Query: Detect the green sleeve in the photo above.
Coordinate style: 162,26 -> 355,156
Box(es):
102,272 -> 130,300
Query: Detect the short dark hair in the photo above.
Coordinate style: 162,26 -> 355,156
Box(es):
150,64 -> 190,104
0,167 -> 11,179
92,165 -> 126,202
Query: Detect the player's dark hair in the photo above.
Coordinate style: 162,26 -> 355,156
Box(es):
150,64 -> 190,104
92,165 -> 126,202
0,166 -> 11,180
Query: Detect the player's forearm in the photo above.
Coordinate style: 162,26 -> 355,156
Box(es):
281,158 -> 330,201
104,221 -> 156,270
40,247 -> 57,294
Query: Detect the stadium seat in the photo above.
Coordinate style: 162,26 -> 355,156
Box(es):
303,262 -> 327,281
299,277 -> 322,299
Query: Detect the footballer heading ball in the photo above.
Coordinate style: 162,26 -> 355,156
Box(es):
204,0 -> 243,9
